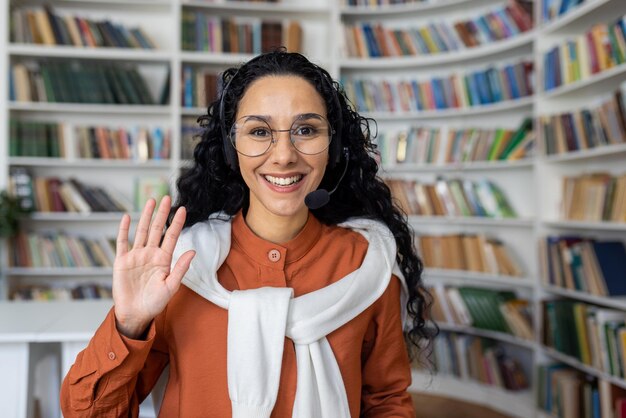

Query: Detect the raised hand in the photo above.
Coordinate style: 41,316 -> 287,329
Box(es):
113,196 -> 195,339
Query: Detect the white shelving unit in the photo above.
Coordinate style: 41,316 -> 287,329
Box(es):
1,0 -> 626,416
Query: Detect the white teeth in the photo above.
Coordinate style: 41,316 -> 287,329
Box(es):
264,175 -> 303,186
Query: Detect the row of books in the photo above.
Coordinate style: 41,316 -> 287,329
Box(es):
181,13 -> 302,53
543,16 -> 626,91
561,172 -> 626,223
10,61 -> 162,105
377,118 -> 533,166
539,237 -> 626,297
542,0 -> 585,23
9,233 -> 116,268
537,365 -> 626,418
182,66 -> 220,108
181,117 -> 203,160
418,234 -> 523,276
342,0 -> 533,58
430,285 -> 533,339
75,125 -> 171,160
11,284 -> 112,301
7,167 -> 170,213
9,119 -> 65,158
386,178 -> 517,218
9,174 -> 131,213
428,333 -> 530,390
342,0 -> 432,5
11,6 -> 156,49
543,300 -> 626,378
542,87 -> 626,155
341,60 -> 534,113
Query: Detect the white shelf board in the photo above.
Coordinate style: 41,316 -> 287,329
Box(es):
410,370 -> 536,418
437,323 -> 536,349
181,107 -> 206,116
5,267 -> 113,276
41,0 -> 169,6
363,96 -> 534,121
340,31 -> 534,69
541,143 -> 626,163
26,212 -> 141,222
424,268 -> 535,288
181,0 -> 330,14
8,157 -> 172,169
543,286 -> 626,310
341,0 -> 470,15
540,0 -> 616,34
8,44 -> 171,62
8,102 -> 171,115
541,219 -> 626,231
381,159 -> 534,173
409,215 -> 535,227
180,51 -> 256,64
541,63 -> 626,100
542,346 -> 626,390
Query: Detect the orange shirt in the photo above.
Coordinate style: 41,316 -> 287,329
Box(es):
60,212 -> 415,417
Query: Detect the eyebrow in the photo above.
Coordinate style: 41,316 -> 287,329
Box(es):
241,113 -> 325,122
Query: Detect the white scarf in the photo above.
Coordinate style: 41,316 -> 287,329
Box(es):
172,214 -> 406,417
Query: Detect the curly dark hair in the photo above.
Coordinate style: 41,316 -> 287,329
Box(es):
172,50 -> 437,359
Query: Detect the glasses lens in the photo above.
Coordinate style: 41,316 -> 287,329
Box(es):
290,115 -> 332,155
230,117 -> 273,157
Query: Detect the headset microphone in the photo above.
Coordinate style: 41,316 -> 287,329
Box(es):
305,147 -> 349,210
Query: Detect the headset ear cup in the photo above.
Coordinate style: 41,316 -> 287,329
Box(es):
223,133 -> 238,170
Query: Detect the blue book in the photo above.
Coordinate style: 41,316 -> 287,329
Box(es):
475,16 -> 494,42
504,65 -> 520,99
410,29 -> 429,54
465,74 -> 481,106
427,24 -> 447,51
253,21 -> 262,54
411,80 -> 423,110
431,79 -> 446,109
592,241 -> 626,296
151,128 -> 164,160
183,66 -> 193,107
592,388 -> 600,418
475,71 -> 493,104
486,68 -> 503,102
362,24 -> 381,57
9,66 -> 15,101
544,51 -> 553,91
496,10 -> 519,36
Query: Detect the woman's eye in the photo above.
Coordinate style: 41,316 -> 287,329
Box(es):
294,126 -> 316,136
250,128 -> 271,138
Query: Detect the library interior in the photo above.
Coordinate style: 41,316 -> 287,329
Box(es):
1,0 -> 626,416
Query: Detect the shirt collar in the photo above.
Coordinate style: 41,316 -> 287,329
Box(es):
231,210 -> 323,268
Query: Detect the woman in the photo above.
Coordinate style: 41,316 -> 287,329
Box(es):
60,50 -> 434,417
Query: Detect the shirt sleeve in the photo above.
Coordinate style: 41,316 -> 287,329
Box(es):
60,307 -> 169,418
360,275 -> 415,417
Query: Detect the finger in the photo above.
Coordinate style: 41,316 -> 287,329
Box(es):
132,198 -> 156,249
116,213 -> 130,257
146,196 -> 172,247
165,250 -> 195,293
161,206 -> 187,255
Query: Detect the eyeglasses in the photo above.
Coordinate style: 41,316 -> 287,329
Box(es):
229,113 -> 334,157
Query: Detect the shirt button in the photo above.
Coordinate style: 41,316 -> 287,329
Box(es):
108,352 -> 116,360
268,249 -> 281,262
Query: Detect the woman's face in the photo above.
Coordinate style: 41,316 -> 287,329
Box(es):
234,75 -> 330,224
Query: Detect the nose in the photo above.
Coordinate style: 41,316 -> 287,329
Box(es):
269,129 -> 297,165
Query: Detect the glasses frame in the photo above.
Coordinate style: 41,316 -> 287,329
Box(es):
228,114 -> 335,157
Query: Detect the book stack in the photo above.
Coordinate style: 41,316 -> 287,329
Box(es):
75,125 -> 171,160
429,332 -> 530,390
181,117 -> 204,160
10,5 -> 156,48
11,284 -> 113,301
9,119 -> 65,157
539,237 -> 626,297
418,234 -> 523,276
10,61 -> 162,105
341,59 -> 533,113
181,66 -> 220,108
343,0 -> 533,58
560,172 -> 626,222
542,0 -> 586,23
181,13 -> 302,53
377,118 -> 534,165
541,86 -> 626,155
8,173 -> 132,213
386,177 -> 517,218
543,16 -> 626,91
9,233 -> 116,268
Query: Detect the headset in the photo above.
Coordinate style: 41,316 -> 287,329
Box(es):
217,53 -> 344,172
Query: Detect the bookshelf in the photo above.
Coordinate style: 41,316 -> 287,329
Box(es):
1,0 -> 626,416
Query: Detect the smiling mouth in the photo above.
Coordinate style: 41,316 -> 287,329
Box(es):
263,174 -> 303,187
